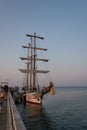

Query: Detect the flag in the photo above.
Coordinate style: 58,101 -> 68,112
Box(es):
28,43 -> 31,46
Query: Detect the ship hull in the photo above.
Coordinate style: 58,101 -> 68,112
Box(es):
26,92 -> 42,105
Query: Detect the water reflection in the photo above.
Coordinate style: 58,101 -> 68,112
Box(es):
26,103 -> 41,121
16,87 -> 87,130
17,102 -> 57,130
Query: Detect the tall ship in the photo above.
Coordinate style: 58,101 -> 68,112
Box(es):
19,32 -> 55,105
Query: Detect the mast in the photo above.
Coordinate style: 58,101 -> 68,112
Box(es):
26,32 -> 45,91
19,32 -> 49,91
30,36 -> 33,90
26,43 -> 29,90
33,32 -> 36,89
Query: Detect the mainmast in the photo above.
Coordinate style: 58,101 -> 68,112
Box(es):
26,32 -> 45,91
30,36 -> 33,90
33,32 -> 36,90
26,43 -> 29,90
19,32 -> 49,91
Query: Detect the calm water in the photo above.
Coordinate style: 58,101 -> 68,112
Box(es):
17,87 -> 87,130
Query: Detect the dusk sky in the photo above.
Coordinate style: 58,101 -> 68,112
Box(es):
0,0 -> 87,86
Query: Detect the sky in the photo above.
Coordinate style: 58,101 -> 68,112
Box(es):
0,0 -> 87,87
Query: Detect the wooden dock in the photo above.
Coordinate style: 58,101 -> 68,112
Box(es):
0,92 -> 26,130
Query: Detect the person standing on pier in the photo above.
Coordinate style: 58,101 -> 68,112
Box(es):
0,98 -> 2,113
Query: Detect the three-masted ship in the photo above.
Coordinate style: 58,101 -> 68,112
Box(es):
19,32 -> 55,104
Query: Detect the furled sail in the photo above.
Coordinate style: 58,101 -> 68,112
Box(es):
26,34 -> 44,40
19,69 -> 49,73
22,46 -> 47,51
20,57 -> 49,62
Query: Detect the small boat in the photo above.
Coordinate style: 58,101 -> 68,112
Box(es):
19,33 -> 55,105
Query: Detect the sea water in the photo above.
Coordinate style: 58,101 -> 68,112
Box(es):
17,87 -> 87,130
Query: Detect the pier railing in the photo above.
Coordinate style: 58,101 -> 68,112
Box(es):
7,92 -> 26,130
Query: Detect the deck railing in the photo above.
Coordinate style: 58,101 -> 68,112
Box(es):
7,92 -> 26,130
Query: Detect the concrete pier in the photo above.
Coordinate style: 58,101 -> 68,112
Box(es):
0,97 -> 7,130
0,92 -> 26,130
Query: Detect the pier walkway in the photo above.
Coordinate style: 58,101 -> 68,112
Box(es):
0,92 -> 26,130
0,97 -> 7,130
